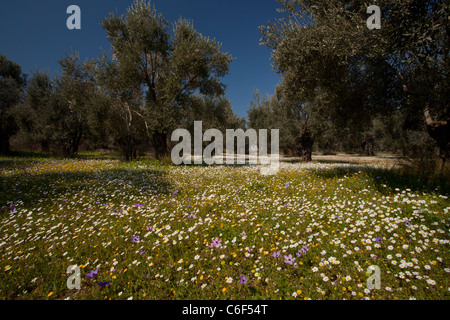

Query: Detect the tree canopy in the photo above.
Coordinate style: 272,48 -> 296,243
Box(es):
258,0 -> 449,163
0,54 -> 25,154
100,0 -> 234,159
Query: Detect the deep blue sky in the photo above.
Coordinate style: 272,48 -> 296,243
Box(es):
0,0 -> 283,118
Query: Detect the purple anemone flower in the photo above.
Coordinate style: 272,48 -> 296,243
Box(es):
86,268 -> 98,279
272,251 -> 281,259
131,236 -> 140,243
284,254 -> 295,265
238,275 -> 248,285
98,281 -> 111,288
296,245 -> 308,257
208,237 -> 222,248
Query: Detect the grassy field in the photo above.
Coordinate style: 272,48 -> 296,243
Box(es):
0,153 -> 449,300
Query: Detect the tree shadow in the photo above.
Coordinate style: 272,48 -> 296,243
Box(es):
0,163 -> 173,213
364,167 -> 449,195
7,150 -> 52,159
311,163 -> 449,195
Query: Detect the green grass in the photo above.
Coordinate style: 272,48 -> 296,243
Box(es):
0,156 -> 448,300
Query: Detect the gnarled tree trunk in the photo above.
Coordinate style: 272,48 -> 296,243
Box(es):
424,107 -> 450,174
299,125 -> 315,162
362,136 -> 375,156
152,131 -> 169,160
0,116 -> 16,155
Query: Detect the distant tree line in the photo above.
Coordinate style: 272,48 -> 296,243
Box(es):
0,0 -> 448,170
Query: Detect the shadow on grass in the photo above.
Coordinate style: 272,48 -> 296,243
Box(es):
283,159 -> 351,165
0,165 -> 173,213
5,149 -> 122,161
1,150 -> 173,167
75,151 -> 121,160
311,164 -> 449,195
6,150 -> 53,159
0,150 -> 53,169
366,167 -> 449,195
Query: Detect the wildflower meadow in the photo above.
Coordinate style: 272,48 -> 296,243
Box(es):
0,155 -> 448,300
